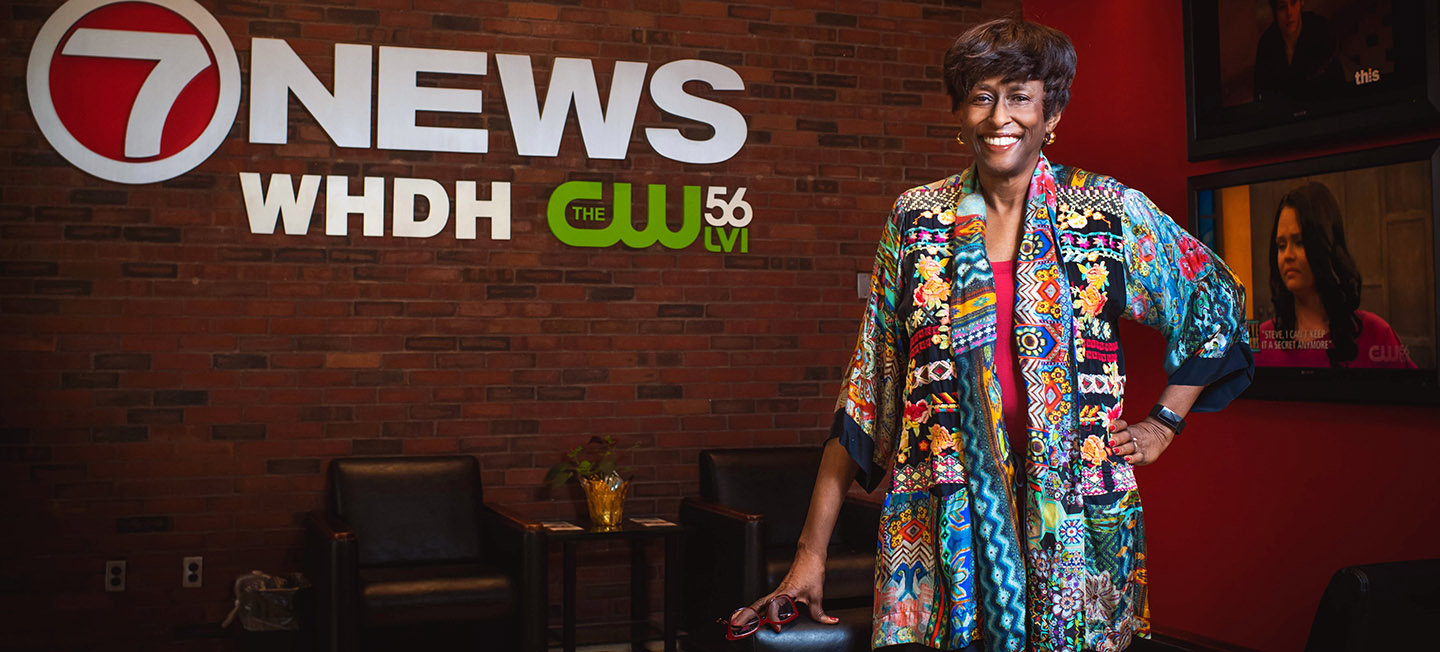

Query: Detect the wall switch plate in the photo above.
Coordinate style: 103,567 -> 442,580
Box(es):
105,560 -> 126,592
182,556 -> 202,588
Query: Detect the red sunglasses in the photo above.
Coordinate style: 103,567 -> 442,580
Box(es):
718,594 -> 798,640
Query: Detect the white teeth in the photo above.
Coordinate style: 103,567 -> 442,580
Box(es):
983,135 -> 1019,146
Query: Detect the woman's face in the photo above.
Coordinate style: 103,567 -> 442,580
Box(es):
958,77 -> 1060,182
1275,206 -> 1315,294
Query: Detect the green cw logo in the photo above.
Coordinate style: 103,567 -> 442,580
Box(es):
546,182 -> 751,252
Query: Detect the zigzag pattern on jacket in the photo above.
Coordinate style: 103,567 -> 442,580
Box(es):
952,353 -> 1028,652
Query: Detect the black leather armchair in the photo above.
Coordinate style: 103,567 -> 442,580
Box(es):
1130,559 -> 1440,652
679,447 -> 880,651
304,456 -> 544,652
1303,559 -> 1439,651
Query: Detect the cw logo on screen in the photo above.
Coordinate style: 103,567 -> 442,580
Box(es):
26,0 -> 240,184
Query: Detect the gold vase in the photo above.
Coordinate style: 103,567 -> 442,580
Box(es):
579,475 -> 629,531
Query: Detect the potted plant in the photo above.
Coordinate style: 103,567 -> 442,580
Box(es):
544,436 -> 636,531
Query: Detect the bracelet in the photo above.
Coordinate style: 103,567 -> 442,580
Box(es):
1148,404 -> 1186,436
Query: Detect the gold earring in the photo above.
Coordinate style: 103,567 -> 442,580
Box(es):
955,132 -> 966,145
1044,131 -> 1056,145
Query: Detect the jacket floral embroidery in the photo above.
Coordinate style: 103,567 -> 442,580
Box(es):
834,156 -> 1252,652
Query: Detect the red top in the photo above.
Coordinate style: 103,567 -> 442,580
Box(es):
991,259 -> 1028,461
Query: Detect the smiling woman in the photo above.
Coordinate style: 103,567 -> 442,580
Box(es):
729,17 -> 1254,652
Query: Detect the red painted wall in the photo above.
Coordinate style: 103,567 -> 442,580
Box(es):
1024,1 -> 1440,650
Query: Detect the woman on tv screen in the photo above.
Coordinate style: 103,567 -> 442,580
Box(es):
1255,181 -> 1416,368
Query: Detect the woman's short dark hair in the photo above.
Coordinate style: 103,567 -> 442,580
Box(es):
943,18 -> 1077,119
1266,182 -> 1364,366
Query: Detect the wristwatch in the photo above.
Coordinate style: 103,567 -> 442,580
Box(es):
1148,404 -> 1186,436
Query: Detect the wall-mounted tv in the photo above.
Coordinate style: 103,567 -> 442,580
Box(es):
1189,140 -> 1439,404
1183,0 -> 1440,160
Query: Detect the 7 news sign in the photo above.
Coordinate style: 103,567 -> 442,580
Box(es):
26,0 -> 749,184
25,0 -> 753,251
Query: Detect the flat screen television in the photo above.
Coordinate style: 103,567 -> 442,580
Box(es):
1188,140 -> 1439,404
1183,0 -> 1440,160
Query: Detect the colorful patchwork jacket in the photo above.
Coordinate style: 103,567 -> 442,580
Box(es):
834,155 -> 1252,652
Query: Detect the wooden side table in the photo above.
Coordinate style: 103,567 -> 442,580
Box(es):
541,518 -> 683,652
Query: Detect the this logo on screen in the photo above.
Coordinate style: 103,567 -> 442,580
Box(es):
26,0 -> 241,184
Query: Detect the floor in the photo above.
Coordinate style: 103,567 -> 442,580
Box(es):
557,642 -> 666,652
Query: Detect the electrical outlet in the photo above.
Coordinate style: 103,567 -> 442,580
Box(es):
182,556 -> 203,588
105,560 -> 126,592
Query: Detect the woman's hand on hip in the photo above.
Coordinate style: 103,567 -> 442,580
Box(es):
1108,417 -> 1175,466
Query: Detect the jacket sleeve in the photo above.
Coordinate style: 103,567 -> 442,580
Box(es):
1120,189 -> 1254,412
830,197 -> 906,492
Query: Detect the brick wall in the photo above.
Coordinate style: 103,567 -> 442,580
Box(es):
0,0 -> 1019,648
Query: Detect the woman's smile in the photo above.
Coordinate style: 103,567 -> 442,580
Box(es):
980,132 -> 1022,150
